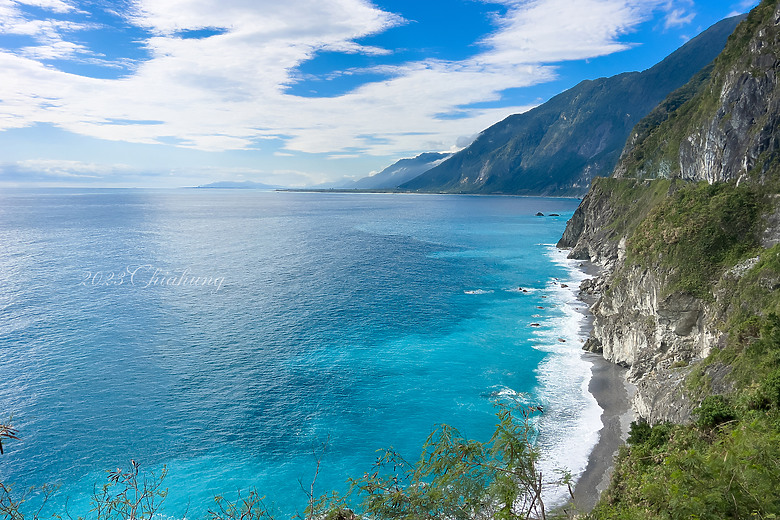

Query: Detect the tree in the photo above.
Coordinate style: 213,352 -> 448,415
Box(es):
349,405 -> 571,520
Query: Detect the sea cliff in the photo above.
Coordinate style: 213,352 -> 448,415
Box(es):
558,1 -> 780,516
560,0 -> 780,426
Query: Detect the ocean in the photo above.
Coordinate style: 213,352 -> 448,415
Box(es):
0,189 -> 599,517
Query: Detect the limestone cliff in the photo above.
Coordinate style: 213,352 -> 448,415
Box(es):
558,0 -> 780,425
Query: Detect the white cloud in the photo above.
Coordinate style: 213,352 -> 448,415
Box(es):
0,2 -> 96,61
0,0 -> 673,161
327,154 -> 361,160
479,0 -> 644,64
664,8 -> 695,28
15,0 -> 76,14
658,0 -> 695,29
0,159 -> 127,182
0,159 -> 325,187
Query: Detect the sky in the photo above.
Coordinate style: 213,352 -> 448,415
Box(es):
0,0 -> 761,188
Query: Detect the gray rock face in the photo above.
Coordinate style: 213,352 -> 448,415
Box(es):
572,256 -> 722,424
614,4 -> 780,185
558,5 -> 780,426
556,181 -> 625,267
678,20 -> 780,184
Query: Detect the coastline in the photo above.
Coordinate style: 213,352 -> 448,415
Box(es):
570,354 -> 633,511
566,261 -> 635,512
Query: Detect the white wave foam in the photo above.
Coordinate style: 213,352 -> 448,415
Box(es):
464,289 -> 494,295
504,286 -> 539,294
530,246 -> 602,507
487,385 -> 529,402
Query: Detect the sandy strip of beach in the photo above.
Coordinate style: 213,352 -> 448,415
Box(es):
570,353 -> 634,511
562,260 -> 635,513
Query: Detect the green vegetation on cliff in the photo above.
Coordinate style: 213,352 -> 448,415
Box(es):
588,240 -> 780,519
593,411 -> 780,520
560,2 -> 780,514
615,0 -> 780,183
563,176 -> 780,518
627,181 -> 764,298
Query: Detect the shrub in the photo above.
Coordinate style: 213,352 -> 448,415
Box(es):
693,395 -> 736,428
761,368 -> 780,408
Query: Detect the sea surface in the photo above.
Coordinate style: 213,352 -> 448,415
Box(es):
0,189 -> 599,517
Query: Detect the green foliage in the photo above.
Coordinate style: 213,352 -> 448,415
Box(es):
0,484 -> 58,520
598,178 -> 673,238
625,64 -> 715,164
349,405 -> 564,520
89,460 -> 168,520
693,395 -> 737,428
626,421 -> 671,450
725,311 -> 780,393
592,416 -> 780,520
0,461 -> 166,520
588,185 -> 780,519
209,489 -> 275,520
627,181 -> 764,298
625,421 -> 652,446
762,369 -> 780,408
1,406 -> 571,520
0,424 -> 19,456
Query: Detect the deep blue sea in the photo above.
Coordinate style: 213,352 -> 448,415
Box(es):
0,189 -> 599,517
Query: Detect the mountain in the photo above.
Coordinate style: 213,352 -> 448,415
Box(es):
558,2 -> 780,516
195,181 -> 282,189
613,12 -> 780,185
400,14 -> 745,196
346,152 -> 452,190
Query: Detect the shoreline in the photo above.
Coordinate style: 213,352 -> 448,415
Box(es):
570,354 -> 633,511
566,260 -> 634,513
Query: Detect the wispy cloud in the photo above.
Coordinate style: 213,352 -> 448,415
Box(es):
659,0 -> 695,29
0,0 -> 674,158
0,1 -> 95,60
664,8 -> 695,29
0,159 -> 127,185
15,0 -> 76,14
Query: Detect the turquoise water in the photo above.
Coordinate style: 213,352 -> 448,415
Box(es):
0,190 -> 599,517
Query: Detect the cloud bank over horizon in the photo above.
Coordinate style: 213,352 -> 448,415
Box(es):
0,0 -> 758,186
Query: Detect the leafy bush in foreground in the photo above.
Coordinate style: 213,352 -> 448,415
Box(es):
0,405 -> 574,520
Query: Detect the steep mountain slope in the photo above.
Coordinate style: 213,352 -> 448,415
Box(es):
400,15 -> 744,196
614,6 -> 780,185
558,3 -> 780,517
348,152 -> 452,190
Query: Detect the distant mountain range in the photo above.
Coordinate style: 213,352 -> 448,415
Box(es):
347,14 -> 744,197
343,152 -> 453,190
195,181 -> 282,189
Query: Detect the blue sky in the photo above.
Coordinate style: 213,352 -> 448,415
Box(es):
0,0 -> 760,187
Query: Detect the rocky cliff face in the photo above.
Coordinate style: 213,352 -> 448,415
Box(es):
615,2 -> 780,184
559,180 -> 727,424
559,1 -> 780,425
